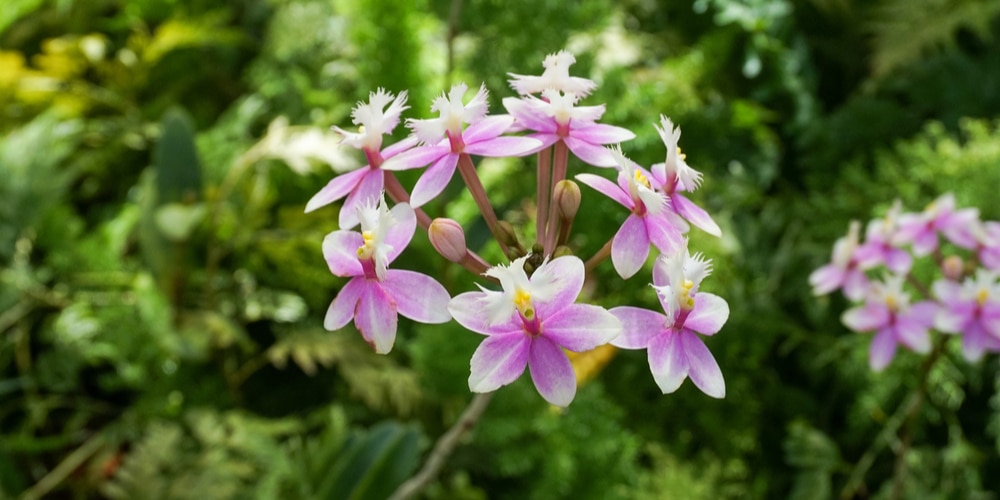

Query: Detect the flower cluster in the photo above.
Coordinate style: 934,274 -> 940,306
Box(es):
812,193 -> 1000,369
308,51 -> 730,405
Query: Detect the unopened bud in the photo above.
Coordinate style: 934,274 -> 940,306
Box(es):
429,218 -> 467,263
553,245 -> 574,258
942,255 -> 964,281
495,221 -> 521,248
553,179 -> 581,220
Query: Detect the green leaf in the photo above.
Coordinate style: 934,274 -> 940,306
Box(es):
154,108 -> 203,204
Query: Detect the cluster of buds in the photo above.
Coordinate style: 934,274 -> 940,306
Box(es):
811,194 -> 1000,369
308,51 -> 729,406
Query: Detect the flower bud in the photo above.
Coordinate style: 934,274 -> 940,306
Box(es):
429,218 -> 467,263
553,245 -> 574,258
942,255 -> 964,281
495,220 -> 521,248
553,179 -> 581,221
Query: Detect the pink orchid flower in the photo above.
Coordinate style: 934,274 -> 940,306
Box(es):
809,220 -> 870,300
841,275 -> 936,371
894,193 -> 980,255
577,146 -> 684,279
854,200 -> 913,273
323,194 -> 451,353
933,270 -> 1000,361
305,89 -> 417,228
507,50 -> 597,97
649,116 -> 721,237
382,83 -> 541,207
502,89 -> 635,167
610,243 -> 728,398
448,255 -> 621,407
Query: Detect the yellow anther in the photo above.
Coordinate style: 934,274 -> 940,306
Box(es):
682,279 -> 694,292
677,146 -> 687,161
685,296 -> 695,309
633,169 -> 651,189
358,125 -> 366,134
357,231 -> 376,258
886,294 -> 898,311
513,288 -> 535,319
977,288 -> 990,306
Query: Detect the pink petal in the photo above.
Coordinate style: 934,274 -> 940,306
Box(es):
907,301 -> 938,327
935,307 -> 970,333
809,264 -> 845,295
410,153 -> 459,208
869,328 -> 897,371
542,304 -> 621,351
384,203 -> 417,263
885,248 -> 913,273
465,136 -> 542,157
611,214 -> 650,279
381,135 -> 420,159
530,256 -> 585,319
355,282 -> 399,354
339,169 -> 385,229
305,167 -> 367,213
563,136 -> 616,167
842,269 -> 869,301
647,331 -> 687,394
324,277 -> 365,330
448,292 -> 523,335
502,97 -> 557,133
527,335 -> 577,407
382,144 -> 450,171
570,123 -> 636,145
842,304 -> 890,332
468,332 -> 530,393
644,212 -> 684,255
679,331 -> 725,398
609,306 -> 667,349
463,115 -> 515,144
322,230 -> 363,277
382,270 -> 451,323
684,293 -> 729,336
672,194 -> 722,237
575,173 -> 632,209
894,317 -> 930,353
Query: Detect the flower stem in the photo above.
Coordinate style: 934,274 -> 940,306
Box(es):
457,153 -> 510,256
389,393 -> 494,500
536,147 -> 553,249
544,141 -> 569,255
385,172 -> 432,230
585,237 -> 614,273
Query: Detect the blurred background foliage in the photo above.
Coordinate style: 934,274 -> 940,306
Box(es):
2,0 -> 1000,498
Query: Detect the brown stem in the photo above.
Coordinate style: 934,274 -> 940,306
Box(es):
544,142 -> 569,255
535,147 -> 553,248
585,238 -> 614,273
384,172 -> 432,230
389,393 -> 494,500
456,153 -> 510,256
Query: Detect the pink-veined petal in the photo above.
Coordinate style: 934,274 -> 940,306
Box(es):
647,332 -> 687,394
463,115 -> 515,144
384,202 -> 416,263
530,256 -> 585,319
542,304 -> 621,351
382,144 -> 450,171
645,212 -> 684,255
355,282 -> 398,354
322,230 -> 363,277
576,173 -> 633,209
464,136 -> 542,157
324,277 -> 365,330
673,194 -> 722,237
679,331 -> 725,399
449,292 -> 523,335
305,167 -> 367,213
842,303 -> 890,332
609,306 -> 667,349
380,135 -> 420,159
527,336 -> 577,407
502,97 -> 558,133
611,214 -> 650,279
570,123 -> 636,145
410,153 -> 459,208
809,264 -> 845,295
382,270 -> 451,324
684,293 -> 729,336
563,136 -> 616,167
339,169 -> 385,229
468,332 -> 530,393
869,328 -> 897,371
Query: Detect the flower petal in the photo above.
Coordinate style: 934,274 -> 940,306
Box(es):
672,194 -> 722,237
611,214 -> 650,279
322,230 -> 363,277
324,277 -> 365,330
894,317 -> 930,354
842,304 -> 890,332
410,153 -> 459,208
339,169 -> 385,229
684,293 -> 729,336
809,264 -> 845,295
609,306 -> 667,349
543,304 -> 621,351
449,292 -> 523,335
869,328 -> 897,371
380,135 -> 420,159
468,332 -> 530,392
644,212 -> 684,255
502,97 -> 557,133
463,115 -> 515,144
355,282 -> 399,354
382,144 -> 450,171
647,332 -> 687,394
679,331 -> 725,398
382,270 -> 451,323
384,202 -> 417,263
570,123 -> 636,145
575,173 -> 632,209
305,167 -> 367,213
527,336 -> 577,407
465,136 -> 542,157
563,136 -> 616,167
531,256 -> 585,319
